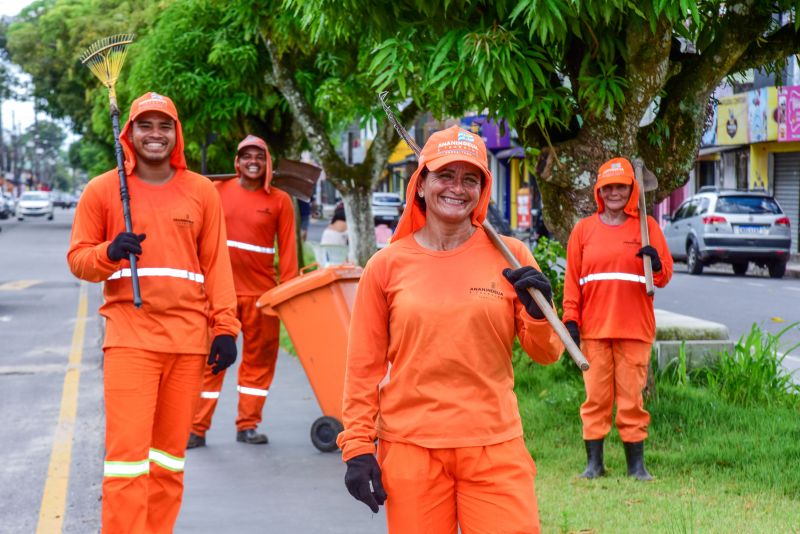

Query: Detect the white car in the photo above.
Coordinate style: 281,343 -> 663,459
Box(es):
16,191 -> 54,221
371,192 -> 403,226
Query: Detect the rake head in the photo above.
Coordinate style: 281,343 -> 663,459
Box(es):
80,34 -> 135,95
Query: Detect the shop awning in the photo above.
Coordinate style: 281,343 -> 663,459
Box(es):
697,144 -> 745,156
388,141 -> 416,164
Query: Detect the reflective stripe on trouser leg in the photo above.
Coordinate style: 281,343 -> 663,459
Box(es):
378,438 -> 540,534
580,339 -> 616,440
191,358 -> 227,437
236,295 -> 280,431
102,348 -> 163,534
147,352 -> 204,534
612,339 -> 652,442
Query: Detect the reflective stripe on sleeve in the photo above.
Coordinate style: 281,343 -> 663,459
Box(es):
579,272 -> 646,286
237,385 -> 269,397
108,268 -> 205,284
200,391 -> 220,399
227,240 -> 275,254
104,459 -> 150,478
149,448 -> 185,472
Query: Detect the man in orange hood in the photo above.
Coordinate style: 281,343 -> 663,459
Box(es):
67,92 -> 240,533
187,134 -> 298,448
338,125 -> 563,533
563,157 -> 672,481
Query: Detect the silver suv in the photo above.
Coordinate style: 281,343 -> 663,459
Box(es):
663,188 -> 791,278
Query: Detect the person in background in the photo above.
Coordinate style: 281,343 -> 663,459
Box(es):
320,203 -> 348,246
188,134 -> 298,448
67,92 -> 240,533
562,157 -> 672,481
297,198 -> 311,242
337,126 -> 563,533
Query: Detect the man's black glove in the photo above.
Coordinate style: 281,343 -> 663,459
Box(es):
636,245 -> 662,272
208,335 -> 237,375
565,320 -> 581,347
502,266 -> 552,320
107,232 -> 146,262
344,454 -> 386,513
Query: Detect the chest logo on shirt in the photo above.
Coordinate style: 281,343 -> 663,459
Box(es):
623,239 -> 641,247
256,207 -> 273,216
173,213 -> 194,227
470,280 -> 505,301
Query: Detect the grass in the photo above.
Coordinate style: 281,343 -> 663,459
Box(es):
515,354 -> 800,533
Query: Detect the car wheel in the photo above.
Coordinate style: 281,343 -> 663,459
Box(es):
17,216 -> 23,221
768,261 -> 786,279
686,242 -> 703,275
47,214 -> 54,221
732,262 -> 748,276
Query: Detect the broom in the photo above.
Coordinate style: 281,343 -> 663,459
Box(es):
378,92 -> 589,371
80,34 -> 142,308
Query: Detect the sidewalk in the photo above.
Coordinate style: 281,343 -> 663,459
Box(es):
176,351 -> 386,533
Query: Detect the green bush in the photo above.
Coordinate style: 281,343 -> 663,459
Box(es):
532,236 -> 566,317
703,322 -> 800,408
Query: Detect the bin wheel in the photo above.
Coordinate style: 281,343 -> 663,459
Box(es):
310,416 -> 344,452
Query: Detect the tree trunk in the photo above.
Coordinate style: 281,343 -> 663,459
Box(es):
342,187 -> 375,265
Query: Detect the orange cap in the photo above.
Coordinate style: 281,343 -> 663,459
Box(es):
391,125 -> 493,242
234,134 -> 274,191
120,91 -> 186,175
128,91 -> 180,123
594,157 -> 639,217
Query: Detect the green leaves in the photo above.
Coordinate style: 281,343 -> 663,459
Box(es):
577,62 -> 628,118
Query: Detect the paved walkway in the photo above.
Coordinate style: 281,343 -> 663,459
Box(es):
175,351 -> 385,533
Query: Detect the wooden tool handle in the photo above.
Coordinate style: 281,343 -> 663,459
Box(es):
483,220 -> 589,371
633,160 -> 655,296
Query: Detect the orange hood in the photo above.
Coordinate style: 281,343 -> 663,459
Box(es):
235,134 -> 274,192
119,92 -> 187,177
594,157 -> 640,218
392,125 -> 493,242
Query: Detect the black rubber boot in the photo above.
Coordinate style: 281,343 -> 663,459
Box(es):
186,432 -> 206,449
623,441 -> 653,481
236,428 -> 269,444
579,439 -> 606,479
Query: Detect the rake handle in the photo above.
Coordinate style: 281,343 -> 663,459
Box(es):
633,160 -> 654,296
483,220 -> 589,371
110,105 -> 142,308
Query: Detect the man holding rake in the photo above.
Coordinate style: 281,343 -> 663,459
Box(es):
68,92 -> 240,533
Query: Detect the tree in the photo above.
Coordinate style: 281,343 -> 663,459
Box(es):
296,0 -> 800,241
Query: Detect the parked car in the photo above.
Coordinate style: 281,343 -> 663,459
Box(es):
663,188 -> 791,278
16,191 -> 55,221
0,194 -> 12,219
371,192 -> 403,227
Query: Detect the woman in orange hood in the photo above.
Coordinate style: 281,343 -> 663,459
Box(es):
337,125 -> 563,533
562,157 -> 673,481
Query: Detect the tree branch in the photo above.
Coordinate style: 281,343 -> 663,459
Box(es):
731,24 -> 800,73
364,99 -> 420,186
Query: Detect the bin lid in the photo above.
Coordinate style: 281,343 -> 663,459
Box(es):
257,264 -> 363,311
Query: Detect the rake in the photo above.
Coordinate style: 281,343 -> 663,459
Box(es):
378,92 -> 589,371
80,34 -> 141,308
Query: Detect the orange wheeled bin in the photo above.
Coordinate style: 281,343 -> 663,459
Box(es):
257,265 -> 362,452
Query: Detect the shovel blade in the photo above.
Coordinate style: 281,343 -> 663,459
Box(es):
632,158 -> 659,192
204,159 -> 321,202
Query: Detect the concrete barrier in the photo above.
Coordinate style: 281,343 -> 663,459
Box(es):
654,309 -> 733,369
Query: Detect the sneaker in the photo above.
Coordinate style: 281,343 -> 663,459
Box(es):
187,432 -> 206,449
236,428 -> 268,444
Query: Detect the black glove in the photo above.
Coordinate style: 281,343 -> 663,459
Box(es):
107,232 -> 146,262
636,245 -> 662,272
502,266 -> 552,320
344,454 -> 386,513
207,335 -> 237,375
565,320 -> 580,347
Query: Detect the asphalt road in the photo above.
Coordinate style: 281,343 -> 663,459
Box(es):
1,209 -> 797,532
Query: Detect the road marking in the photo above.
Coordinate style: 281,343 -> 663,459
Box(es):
36,281 -> 88,534
0,279 -> 43,291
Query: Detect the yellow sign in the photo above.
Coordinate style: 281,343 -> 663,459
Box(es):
716,94 -> 749,145
388,141 -> 415,164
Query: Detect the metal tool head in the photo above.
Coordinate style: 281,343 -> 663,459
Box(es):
632,158 -> 658,192
79,34 -> 135,96
205,159 -> 321,202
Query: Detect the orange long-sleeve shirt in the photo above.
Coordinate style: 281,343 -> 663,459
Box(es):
563,214 -> 672,342
67,169 -> 240,353
216,179 -> 298,296
337,229 -> 564,461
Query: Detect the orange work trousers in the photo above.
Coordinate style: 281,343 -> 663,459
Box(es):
580,338 -> 651,442
377,438 -> 540,534
192,295 -> 280,435
102,347 -> 205,534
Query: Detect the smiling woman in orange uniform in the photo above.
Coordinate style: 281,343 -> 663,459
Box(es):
337,126 -> 564,533
562,157 -> 672,481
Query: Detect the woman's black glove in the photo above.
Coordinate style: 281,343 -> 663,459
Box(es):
107,232 -> 146,262
502,266 -> 552,320
565,321 -> 580,347
344,454 -> 386,513
636,245 -> 662,272
208,335 -> 237,375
